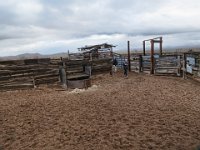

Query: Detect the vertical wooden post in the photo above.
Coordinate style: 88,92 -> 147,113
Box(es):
139,55 -> 143,73
60,57 -> 65,67
67,50 -> 70,60
183,53 -> 186,79
90,52 -> 92,61
110,47 -> 113,59
127,41 -> 131,72
143,41 -> 146,56
150,40 -> 155,74
160,37 -> 163,56
177,55 -> 181,76
97,49 -> 99,59
33,78 -> 36,88
121,56 -> 123,69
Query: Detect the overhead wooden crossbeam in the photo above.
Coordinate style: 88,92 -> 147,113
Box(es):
143,36 -> 162,42
142,37 -> 163,56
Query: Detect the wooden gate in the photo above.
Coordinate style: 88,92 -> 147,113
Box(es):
154,55 -> 181,76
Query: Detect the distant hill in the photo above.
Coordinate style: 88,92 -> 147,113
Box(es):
0,47 -> 200,61
0,52 -> 69,61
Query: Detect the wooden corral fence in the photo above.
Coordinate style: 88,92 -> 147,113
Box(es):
130,55 -> 140,72
130,54 -> 181,76
130,54 -> 156,73
68,53 -> 84,60
140,55 -> 152,72
183,52 -> 200,82
0,58 -> 60,91
91,58 -> 112,75
61,58 -> 112,78
0,57 -> 112,91
154,55 -> 181,76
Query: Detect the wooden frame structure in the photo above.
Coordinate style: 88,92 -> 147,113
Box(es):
143,37 -> 163,74
78,43 -> 116,60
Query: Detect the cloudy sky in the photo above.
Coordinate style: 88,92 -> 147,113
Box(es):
0,0 -> 200,56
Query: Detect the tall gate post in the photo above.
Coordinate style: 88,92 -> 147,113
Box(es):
139,55 -> 143,73
143,41 -> 146,56
127,41 -> 131,72
150,40 -> 155,74
183,53 -> 186,79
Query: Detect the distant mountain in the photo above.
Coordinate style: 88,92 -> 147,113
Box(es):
0,47 -> 200,61
0,52 -> 69,61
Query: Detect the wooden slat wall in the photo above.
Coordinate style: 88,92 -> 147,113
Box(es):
0,58 -> 60,91
0,57 -> 112,91
62,58 -> 112,77
154,55 -> 181,76
91,58 -> 112,75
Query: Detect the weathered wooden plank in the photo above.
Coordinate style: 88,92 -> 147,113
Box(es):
66,69 -> 84,74
0,80 -> 33,86
0,64 -> 58,71
0,83 -> 34,91
92,66 -> 112,70
0,60 -> 25,66
91,60 -> 112,65
155,67 -> 180,69
0,68 -> 57,76
35,77 -> 59,85
67,73 -> 89,80
0,69 -> 58,81
34,73 -> 59,80
24,58 -> 51,65
64,60 -> 88,65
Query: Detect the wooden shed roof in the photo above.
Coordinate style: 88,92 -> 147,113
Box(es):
78,43 -> 116,51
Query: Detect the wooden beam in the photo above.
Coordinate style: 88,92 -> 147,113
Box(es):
150,40 -> 155,74
127,41 -> 131,72
160,37 -> 163,56
152,40 -> 162,43
143,41 -> 146,56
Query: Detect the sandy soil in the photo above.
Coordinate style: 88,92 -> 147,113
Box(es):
0,72 -> 200,150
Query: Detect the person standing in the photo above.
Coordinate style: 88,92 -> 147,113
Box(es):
123,60 -> 128,77
113,58 -> 118,73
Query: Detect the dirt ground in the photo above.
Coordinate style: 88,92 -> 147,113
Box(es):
0,72 -> 200,150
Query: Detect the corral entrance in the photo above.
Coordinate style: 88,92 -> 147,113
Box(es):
130,37 -> 182,76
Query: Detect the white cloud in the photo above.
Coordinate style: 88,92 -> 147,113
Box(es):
0,0 -> 200,56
